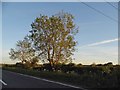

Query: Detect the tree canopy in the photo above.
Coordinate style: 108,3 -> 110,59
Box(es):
9,11 -> 79,69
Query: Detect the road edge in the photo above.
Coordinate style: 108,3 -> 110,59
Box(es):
3,70 -> 87,90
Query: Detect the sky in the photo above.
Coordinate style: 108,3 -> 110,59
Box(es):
0,2 -> 2,64
1,0 -> 120,2
1,2 -> 118,64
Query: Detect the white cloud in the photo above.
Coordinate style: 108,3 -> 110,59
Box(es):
80,38 -> 118,48
74,38 -> 118,64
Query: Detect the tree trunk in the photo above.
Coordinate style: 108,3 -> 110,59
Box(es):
56,47 -> 62,64
47,46 -> 54,71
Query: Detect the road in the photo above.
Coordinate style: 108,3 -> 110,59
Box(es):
0,68 -> 2,89
1,70 -> 85,89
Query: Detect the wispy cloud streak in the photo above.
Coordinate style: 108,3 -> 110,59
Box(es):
80,38 -> 118,48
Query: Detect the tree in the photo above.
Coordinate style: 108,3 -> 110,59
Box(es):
29,11 -> 78,70
9,36 -> 39,68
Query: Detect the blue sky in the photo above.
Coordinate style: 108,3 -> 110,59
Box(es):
2,2 -> 118,64
1,0 -> 120,2
0,2 -> 2,64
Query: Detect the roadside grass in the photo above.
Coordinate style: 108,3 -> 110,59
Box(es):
2,66 -> 119,89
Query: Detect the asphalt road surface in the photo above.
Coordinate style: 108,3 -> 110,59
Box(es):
0,68 -> 2,89
1,70 -> 85,89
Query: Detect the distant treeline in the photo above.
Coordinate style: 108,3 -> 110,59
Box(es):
3,62 -> 120,74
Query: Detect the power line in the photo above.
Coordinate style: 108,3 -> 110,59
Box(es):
80,2 -> 118,23
106,2 -> 118,10
104,0 -> 118,10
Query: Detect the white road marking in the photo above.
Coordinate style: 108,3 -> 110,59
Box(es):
19,73 -> 82,89
0,79 -> 7,85
7,71 -> 87,90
